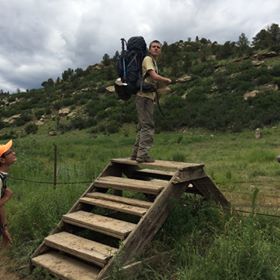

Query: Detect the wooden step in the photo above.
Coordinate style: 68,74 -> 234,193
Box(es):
63,211 -> 136,239
86,192 -> 153,209
136,168 -> 175,177
32,251 -> 99,280
111,158 -> 204,170
94,176 -> 167,194
80,197 -> 148,216
44,232 -> 117,267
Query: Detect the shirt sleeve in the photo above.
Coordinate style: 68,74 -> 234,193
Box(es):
142,56 -> 156,74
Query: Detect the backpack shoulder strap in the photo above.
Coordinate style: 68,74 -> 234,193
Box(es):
151,56 -> 158,73
0,172 -> 7,198
0,172 -> 7,188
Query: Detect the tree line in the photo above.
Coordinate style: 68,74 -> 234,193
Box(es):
1,23 -> 280,136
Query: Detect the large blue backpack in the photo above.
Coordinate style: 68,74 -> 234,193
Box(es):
114,36 -> 147,100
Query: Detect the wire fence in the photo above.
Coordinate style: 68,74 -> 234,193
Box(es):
212,206 -> 280,219
7,144 -> 280,219
9,175 -> 280,198
9,176 -> 92,185
8,175 -> 280,219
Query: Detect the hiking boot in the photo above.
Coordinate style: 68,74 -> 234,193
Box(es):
136,155 -> 155,163
130,155 -> 137,160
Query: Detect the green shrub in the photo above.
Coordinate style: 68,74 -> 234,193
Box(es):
238,60 -> 253,71
69,117 -> 90,130
34,109 -> 46,119
0,120 -> 5,129
24,123 -> 38,134
270,64 -> 280,76
255,74 -> 272,85
14,112 -> 33,127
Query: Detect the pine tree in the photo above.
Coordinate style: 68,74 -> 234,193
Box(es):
236,33 -> 250,56
268,23 -> 280,51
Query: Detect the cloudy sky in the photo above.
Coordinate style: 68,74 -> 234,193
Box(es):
0,0 -> 279,93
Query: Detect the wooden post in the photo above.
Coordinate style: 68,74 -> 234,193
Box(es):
53,144 -> 57,189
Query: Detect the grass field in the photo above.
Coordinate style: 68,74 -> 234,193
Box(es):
3,126 -> 280,279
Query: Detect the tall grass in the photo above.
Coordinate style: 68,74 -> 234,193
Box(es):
136,198 -> 280,280
3,127 -> 280,279
175,214 -> 280,280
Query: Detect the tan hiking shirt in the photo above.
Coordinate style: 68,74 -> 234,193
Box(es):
137,56 -> 158,100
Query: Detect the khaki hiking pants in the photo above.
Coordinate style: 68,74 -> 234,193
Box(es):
133,95 -> 155,159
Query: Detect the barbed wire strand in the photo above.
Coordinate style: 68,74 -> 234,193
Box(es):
213,206 -> 280,219
9,176 -> 92,185
8,176 -> 280,219
221,189 -> 280,199
9,176 -> 280,198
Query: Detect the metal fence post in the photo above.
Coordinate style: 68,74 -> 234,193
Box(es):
53,144 -> 57,189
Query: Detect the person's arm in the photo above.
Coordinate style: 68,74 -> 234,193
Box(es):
148,69 -> 172,84
0,188 -> 13,207
0,206 -> 12,246
0,206 -> 7,230
0,188 -> 13,246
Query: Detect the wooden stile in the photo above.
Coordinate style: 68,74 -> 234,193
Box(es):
31,158 -> 230,280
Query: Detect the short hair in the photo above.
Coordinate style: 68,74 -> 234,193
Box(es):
149,40 -> 162,49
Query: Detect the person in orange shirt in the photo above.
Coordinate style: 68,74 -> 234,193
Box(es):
0,140 -> 16,247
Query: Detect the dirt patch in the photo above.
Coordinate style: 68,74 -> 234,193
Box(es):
0,251 -> 21,280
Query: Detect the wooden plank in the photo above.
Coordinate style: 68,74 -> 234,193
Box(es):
80,197 -> 148,216
135,168 -> 175,177
32,252 -> 99,280
97,170 -> 187,279
131,169 -> 173,181
86,192 -> 153,209
94,176 -> 167,194
111,158 -> 204,170
172,166 -> 207,183
191,177 -> 231,209
102,251 -> 172,280
63,211 -> 136,239
31,162 -> 123,260
44,232 -> 117,267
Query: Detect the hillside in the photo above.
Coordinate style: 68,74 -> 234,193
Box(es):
1,23 -> 280,138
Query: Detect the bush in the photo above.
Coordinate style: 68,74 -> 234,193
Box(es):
270,64 -> 280,76
25,123 -> 38,134
0,130 -> 18,139
255,74 -> 272,85
0,121 -> 5,129
34,109 -> 46,119
191,62 -> 215,77
272,77 -> 280,87
69,117 -> 89,130
238,60 -> 252,71
14,112 -> 33,127
92,120 -> 119,134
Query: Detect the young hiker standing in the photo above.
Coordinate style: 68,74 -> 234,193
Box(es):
131,40 -> 172,163
0,140 -> 15,247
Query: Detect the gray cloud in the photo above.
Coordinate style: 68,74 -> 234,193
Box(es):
0,0 -> 279,92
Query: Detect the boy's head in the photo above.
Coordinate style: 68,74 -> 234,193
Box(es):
0,140 -> 16,167
149,40 -> 162,57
